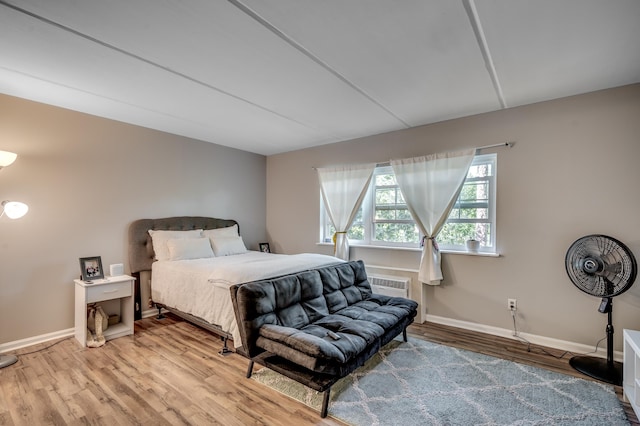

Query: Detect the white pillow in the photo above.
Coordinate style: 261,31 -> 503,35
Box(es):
148,229 -> 203,261
203,224 -> 239,240
166,237 -> 214,261
211,236 -> 247,256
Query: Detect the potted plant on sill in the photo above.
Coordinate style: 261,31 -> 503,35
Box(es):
466,239 -> 480,252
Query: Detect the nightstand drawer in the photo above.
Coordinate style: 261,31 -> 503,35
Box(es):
86,281 -> 132,303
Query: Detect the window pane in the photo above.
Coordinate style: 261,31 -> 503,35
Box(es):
468,163 -> 492,178
438,223 -> 492,247
459,208 -> 488,219
397,208 -> 412,220
375,188 -> 397,204
326,206 -> 364,241
459,181 -> 488,202
348,224 -> 364,240
375,173 -> 396,186
327,223 -> 364,241
374,223 -> 419,243
352,208 -> 363,223
375,206 -> 411,220
375,208 -> 395,220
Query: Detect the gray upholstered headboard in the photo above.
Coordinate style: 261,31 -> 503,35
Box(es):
128,216 -> 239,274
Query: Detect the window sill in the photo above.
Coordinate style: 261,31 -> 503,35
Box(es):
440,249 -> 500,257
316,242 -> 500,257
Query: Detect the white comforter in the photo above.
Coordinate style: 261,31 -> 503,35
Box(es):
151,251 -> 343,347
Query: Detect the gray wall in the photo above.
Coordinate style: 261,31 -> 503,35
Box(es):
3,84 -> 640,353
0,94 -> 266,344
266,84 -> 640,351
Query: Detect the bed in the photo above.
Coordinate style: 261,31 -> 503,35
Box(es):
127,216 -> 342,352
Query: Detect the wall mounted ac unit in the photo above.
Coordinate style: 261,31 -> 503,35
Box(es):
369,274 -> 410,298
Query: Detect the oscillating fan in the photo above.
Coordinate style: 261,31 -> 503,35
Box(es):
565,234 -> 637,385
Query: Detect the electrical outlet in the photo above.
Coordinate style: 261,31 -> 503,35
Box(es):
508,298 -> 517,311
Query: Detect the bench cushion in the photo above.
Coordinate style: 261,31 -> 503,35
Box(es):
256,294 -> 417,373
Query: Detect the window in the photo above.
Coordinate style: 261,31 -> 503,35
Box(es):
438,154 -> 496,251
371,166 -> 419,246
320,153 -> 496,252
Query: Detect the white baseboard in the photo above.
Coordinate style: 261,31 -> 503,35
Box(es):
0,313 -> 621,364
142,308 -> 157,318
0,328 -> 75,353
0,310 -> 164,355
142,308 -> 167,319
425,314 -> 622,362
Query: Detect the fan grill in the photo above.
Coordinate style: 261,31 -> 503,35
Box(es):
565,235 -> 637,297
564,234 -> 637,385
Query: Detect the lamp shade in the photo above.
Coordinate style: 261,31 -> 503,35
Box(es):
0,150 -> 17,168
2,201 -> 29,219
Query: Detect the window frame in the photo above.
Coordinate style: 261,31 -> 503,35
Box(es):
320,153 -> 497,253
369,165 -> 419,248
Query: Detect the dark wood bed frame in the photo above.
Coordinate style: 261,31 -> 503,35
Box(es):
127,216 -> 239,354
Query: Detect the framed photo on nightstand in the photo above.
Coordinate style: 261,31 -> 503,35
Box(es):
259,242 -> 271,253
79,256 -> 104,281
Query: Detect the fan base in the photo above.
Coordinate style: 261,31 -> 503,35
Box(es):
0,354 -> 18,369
569,355 -> 622,385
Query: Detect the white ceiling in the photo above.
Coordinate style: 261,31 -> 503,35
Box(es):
1,0 -> 639,156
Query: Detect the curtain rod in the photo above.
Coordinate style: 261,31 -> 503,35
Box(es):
314,141 -> 515,169
374,142 -> 515,167
478,141 -> 515,150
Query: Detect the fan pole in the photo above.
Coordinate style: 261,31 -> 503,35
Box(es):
606,309 -> 615,367
569,297 -> 622,385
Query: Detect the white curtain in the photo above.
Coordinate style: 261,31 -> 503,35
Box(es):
391,148 -> 475,285
317,164 -> 375,260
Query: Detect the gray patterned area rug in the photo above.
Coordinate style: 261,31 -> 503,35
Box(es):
252,337 -> 629,425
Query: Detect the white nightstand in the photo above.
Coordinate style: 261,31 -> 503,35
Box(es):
74,275 -> 135,347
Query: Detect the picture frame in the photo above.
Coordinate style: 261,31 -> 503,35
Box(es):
259,242 -> 271,253
79,256 -> 104,281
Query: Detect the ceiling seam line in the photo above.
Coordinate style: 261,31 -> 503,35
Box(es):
0,65 -> 215,126
0,0 -> 325,134
227,0 -> 410,128
462,0 -> 507,109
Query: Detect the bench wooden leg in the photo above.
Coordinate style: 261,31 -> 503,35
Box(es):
218,336 -> 233,356
321,388 -> 331,418
403,327 -> 408,342
156,305 -> 165,320
246,360 -> 255,378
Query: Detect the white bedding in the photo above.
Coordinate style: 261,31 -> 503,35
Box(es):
151,251 -> 343,347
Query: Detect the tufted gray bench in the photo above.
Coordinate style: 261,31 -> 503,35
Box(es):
230,260 -> 418,417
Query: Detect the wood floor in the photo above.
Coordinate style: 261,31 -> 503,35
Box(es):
0,315 -> 636,425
